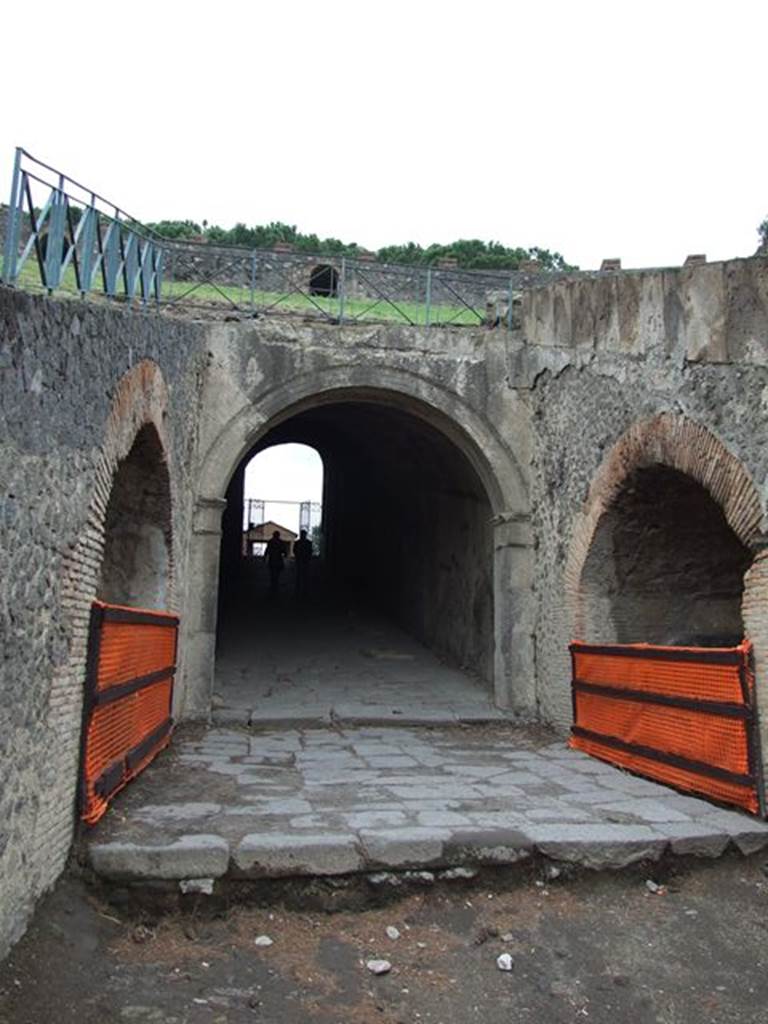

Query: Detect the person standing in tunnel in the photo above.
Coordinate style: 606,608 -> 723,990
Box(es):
293,528 -> 313,598
264,530 -> 287,597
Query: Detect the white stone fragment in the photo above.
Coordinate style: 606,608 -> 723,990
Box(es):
367,959 -> 392,975
254,934 -> 274,947
386,926 -> 400,940
178,877 -> 214,895
497,953 -> 514,971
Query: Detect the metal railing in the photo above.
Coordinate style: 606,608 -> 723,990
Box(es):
2,149 -> 164,305
1,148 -> 542,327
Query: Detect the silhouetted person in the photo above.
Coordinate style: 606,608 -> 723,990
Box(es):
264,530 -> 287,596
293,528 -> 313,597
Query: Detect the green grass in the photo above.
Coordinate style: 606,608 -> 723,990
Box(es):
2,258 -> 484,326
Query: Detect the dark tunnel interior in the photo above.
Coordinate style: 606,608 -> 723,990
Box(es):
217,399 -> 495,685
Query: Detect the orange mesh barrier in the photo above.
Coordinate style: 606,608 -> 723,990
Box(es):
80,601 -> 178,825
569,641 -> 764,816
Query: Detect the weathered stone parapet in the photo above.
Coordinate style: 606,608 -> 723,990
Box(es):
522,256 -> 768,365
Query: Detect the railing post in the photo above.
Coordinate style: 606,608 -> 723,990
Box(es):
507,276 -> 514,330
44,174 -> 67,292
339,256 -> 346,322
2,148 -> 24,284
79,197 -> 97,296
425,267 -> 432,327
154,245 -> 164,308
249,249 -> 257,314
103,221 -> 119,297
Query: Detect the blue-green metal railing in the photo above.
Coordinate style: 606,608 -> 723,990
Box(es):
2,148 -> 164,305
1,148 -> 534,328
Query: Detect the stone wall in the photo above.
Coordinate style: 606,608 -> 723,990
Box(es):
2,253 -> 768,961
0,287 -> 208,958
524,258 -> 768,738
184,315 -> 533,720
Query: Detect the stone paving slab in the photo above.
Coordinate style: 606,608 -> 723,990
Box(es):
213,604 -> 520,728
85,723 -> 768,883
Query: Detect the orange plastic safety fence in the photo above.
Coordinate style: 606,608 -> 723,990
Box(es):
569,640 -> 764,817
96,620 -> 176,690
573,735 -> 758,814
574,649 -> 744,704
80,601 -> 178,825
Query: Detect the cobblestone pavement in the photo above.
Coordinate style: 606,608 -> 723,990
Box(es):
87,724 -> 768,881
213,597 -> 509,727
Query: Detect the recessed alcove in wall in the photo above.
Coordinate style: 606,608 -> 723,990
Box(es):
579,464 -> 751,647
308,264 -> 339,298
97,423 -> 172,610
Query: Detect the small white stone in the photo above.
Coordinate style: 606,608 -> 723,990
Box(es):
441,866 -> 478,881
645,880 -> 661,894
501,932 -> 515,943
179,877 -> 214,895
367,959 -> 392,975
254,935 -> 274,947
497,953 -> 514,971
386,926 -> 401,940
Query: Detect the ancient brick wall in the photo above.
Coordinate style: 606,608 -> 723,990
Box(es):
0,287 -> 208,958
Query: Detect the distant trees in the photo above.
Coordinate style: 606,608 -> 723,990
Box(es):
143,218 -> 576,271
759,216 -> 768,253
376,239 -> 573,271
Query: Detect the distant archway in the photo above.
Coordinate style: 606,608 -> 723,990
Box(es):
309,264 -> 339,298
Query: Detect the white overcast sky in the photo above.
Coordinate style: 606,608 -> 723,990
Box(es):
244,446 -> 324,531
3,0 -> 766,271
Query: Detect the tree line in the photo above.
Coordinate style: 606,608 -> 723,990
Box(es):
143,218 -> 576,272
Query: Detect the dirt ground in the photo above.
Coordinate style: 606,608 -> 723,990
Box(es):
3,855 -> 768,1024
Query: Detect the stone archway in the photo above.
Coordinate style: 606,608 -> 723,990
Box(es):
183,367 -> 533,717
564,411 -> 768,774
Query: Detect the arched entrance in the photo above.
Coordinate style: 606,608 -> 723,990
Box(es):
567,413 -> 763,642
564,412 -> 768,792
184,378 -> 533,717
215,399 -> 495,717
